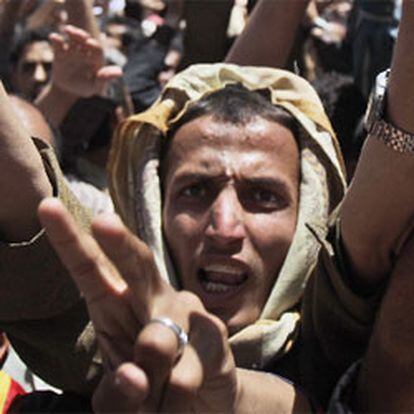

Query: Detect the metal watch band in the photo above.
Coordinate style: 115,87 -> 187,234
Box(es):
371,119 -> 414,154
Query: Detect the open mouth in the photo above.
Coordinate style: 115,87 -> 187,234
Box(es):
198,264 -> 248,294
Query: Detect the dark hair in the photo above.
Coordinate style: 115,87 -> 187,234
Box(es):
59,77 -> 132,170
10,28 -> 52,66
160,83 -> 300,181
312,72 -> 365,157
59,96 -> 116,170
168,83 -> 298,138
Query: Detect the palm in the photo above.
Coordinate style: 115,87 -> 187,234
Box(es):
50,25 -> 122,97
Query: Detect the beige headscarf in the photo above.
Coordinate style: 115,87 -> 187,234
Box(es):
108,64 -> 346,370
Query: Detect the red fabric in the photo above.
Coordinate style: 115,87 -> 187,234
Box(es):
0,372 -> 26,413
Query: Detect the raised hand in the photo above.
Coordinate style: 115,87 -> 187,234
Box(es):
38,198 -> 239,413
49,25 -> 122,97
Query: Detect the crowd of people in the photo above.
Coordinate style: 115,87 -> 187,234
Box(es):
0,0 -> 412,412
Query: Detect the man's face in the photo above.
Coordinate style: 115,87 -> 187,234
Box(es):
105,23 -> 127,52
14,41 -> 53,101
162,115 -> 300,334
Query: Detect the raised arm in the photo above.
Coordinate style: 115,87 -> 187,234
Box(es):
0,0 -> 24,81
225,0 -> 310,67
0,81 -> 52,241
340,0 -> 414,292
344,2 -> 414,410
0,0 -> 24,46
64,0 -> 101,41
35,25 -> 122,128
25,0 -> 66,30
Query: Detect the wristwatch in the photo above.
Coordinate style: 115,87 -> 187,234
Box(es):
364,69 -> 389,133
364,69 -> 414,154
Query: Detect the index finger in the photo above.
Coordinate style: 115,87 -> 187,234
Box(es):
38,197 -> 127,302
91,213 -> 169,314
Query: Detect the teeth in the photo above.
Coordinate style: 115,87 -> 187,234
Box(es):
201,280 -> 235,293
203,264 -> 243,275
199,264 -> 247,292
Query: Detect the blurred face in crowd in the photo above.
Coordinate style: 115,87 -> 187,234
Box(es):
105,22 -> 128,53
13,40 -> 54,101
162,115 -> 300,335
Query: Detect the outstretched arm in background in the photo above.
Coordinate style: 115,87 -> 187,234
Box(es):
346,1 -> 414,411
0,0 -> 25,82
64,0 -> 101,41
25,0 -> 100,39
340,0 -> 414,293
225,0 -> 310,67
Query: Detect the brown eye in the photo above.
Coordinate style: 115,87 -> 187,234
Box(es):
43,62 -> 52,74
182,183 -> 207,198
241,186 -> 286,212
254,189 -> 276,202
21,62 -> 36,74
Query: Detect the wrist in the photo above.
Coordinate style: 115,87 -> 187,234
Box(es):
49,81 -> 79,103
36,82 -> 78,127
234,368 -> 312,413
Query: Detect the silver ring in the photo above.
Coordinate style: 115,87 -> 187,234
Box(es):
148,317 -> 188,357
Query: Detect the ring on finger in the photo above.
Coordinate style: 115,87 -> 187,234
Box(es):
148,317 -> 188,359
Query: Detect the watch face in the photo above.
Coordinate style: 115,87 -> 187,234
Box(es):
364,69 -> 390,132
364,91 -> 376,132
364,88 -> 384,132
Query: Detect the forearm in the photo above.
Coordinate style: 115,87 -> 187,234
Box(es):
65,0 -> 100,40
340,0 -> 414,290
235,369 -> 310,413
387,0 -> 414,132
341,139 -> 414,290
0,0 -> 23,38
0,82 -> 53,241
225,0 -> 310,67
355,234 -> 414,412
25,0 -> 63,30
35,82 -> 77,128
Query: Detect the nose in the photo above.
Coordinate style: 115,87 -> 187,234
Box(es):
205,187 -> 246,246
33,63 -> 48,83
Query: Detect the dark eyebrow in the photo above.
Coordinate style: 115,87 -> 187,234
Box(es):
241,177 -> 299,206
171,172 -> 221,185
172,173 -> 293,194
242,177 -> 287,187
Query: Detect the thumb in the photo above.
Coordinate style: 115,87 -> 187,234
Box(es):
94,66 -> 123,95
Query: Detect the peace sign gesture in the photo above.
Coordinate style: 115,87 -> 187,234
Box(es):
38,198 -> 241,412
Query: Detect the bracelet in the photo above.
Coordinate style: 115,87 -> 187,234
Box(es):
371,119 -> 414,154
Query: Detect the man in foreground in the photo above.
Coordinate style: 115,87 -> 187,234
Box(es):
1,0 -> 414,412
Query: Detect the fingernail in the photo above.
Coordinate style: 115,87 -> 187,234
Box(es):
114,365 -> 148,400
